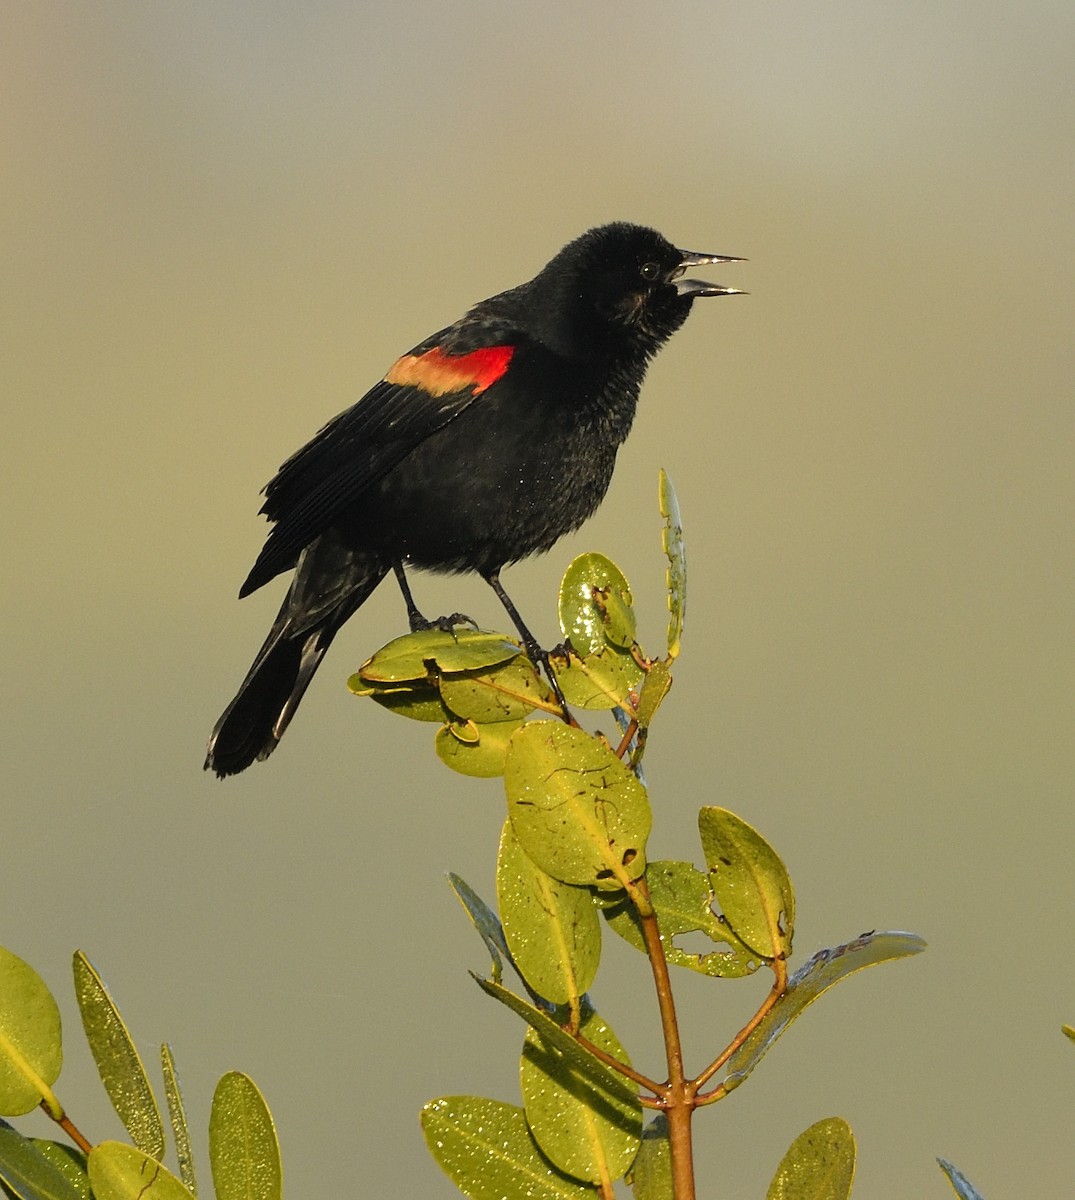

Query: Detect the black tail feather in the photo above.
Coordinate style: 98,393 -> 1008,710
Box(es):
205,535 -> 386,777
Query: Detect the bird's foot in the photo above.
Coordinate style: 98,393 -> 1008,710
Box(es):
408,611 -> 479,634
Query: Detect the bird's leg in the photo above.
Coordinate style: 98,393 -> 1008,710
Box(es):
392,561 -> 476,633
482,569 -> 571,721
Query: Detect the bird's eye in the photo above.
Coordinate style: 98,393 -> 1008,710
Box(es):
639,261 -> 662,281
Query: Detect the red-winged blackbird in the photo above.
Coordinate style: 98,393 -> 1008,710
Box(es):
205,222 -> 742,776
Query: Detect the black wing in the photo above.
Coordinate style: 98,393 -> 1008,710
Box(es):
239,324 -> 519,596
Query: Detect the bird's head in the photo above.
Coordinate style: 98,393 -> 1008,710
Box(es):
529,222 -> 744,355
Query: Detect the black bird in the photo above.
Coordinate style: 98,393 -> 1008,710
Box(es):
205,222 -> 742,776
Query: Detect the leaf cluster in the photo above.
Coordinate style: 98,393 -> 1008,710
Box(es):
0,947 -> 280,1200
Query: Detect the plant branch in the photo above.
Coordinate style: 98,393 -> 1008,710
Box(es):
41,1100 -> 93,1155
631,876 -> 696,1200
570,1032 -> 664,1097
694,956 -> 789,1099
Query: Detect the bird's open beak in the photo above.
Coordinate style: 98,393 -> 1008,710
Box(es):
673,249 -> 747,297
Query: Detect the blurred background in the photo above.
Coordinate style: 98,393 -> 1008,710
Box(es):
4,3 -> 1073,1195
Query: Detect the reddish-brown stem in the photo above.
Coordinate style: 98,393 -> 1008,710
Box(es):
632,877 -> 696,1200
42,1102 -> 93,1155
614,719 -> 639,760
571,1033 -> 664,1096
694,956 -> 789,1099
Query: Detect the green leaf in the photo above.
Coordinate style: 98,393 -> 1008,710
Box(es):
160,1046 -> 196,1197
0,948 -> 62,1118
439,658 -> 551,722
505,724 -> 651,891
0,1125 -> 83,1200
71,953 -> 164,1160
357,629 -> 519,683
559,554 -> 638,653
421,1096 -> 596,1200
600,861 -> 761,978
628,1116 -> 671,1200
208,1073 -> 281,1200
473,979 -> 638,1106
634,661 -> 673,731
447,874 -> 509,985
1062,1023 -> 1075,1043
724,932 -> 927,1088
348,676 -> 450,723
658,469 -> 687,659
28,1142 -> 88,1200
497,823 -> 601,1006
87,1144 -> 193,1200
937,1158 -> 985,1200
435,718 -> 524,777
550,648 -> 644,711
521,1006 -> 641,1185
697,808 -> 794,960
766,1117 -> 855,1200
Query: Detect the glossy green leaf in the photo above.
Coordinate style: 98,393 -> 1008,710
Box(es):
435,718 -> 523,777
0,1125 -> 83,1200
72,953 -> 163,1160
1061,1023 -> 1075,1043
766,1117 -> 855,1200
208,1073 -> 281,1200
87,1144 -> 193,1200
634,661 -> 672,731
88,1142 -> 193,1200
447,874 -> 509,984
628,1116 -> 671,1200
521,1006 -> 641,1184
160,1046 -> 196,1197
550,647 -> 644,711
421,1096 -> 595,1200
658,469 -> 686,659
698,808 -> 794,960
937,1158 -> 985,1200
348,675 -> 450,722
0,948 -> 62,1117
497,823 -> 600,1005
506,723 -> 651,891
439,658 -> 551,722
358,629 -> 519,683
27,1141 -> 88,1200
559,554 -> 637,653
724,932 -> 927,1088
601,861 -> 760,978
473,978 -> 638,1106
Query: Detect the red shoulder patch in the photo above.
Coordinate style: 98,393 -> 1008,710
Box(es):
385,344 -> 514,397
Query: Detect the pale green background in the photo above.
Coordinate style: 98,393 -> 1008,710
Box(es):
4,3 -> 1073,1196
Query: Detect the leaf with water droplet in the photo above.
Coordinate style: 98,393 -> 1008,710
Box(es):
208,1072 -> 281,1200
73,952 -> 164,1160
559,554 -> 638,653
506,723 -> 650,891
0,947 -> 62,1118
550,647 -> 643,711
87,1143 -> 193,1200
698,808 -> 794,960
497,823 -> 600,1006
766,1117 -> 855,1200
421,1096 -> 595,1200
521,1005 -> 641,1184
0,1126 -> 85,1200
659,469 -> 686,659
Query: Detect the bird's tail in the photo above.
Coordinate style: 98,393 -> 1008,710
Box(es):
205,534 -> 387,777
